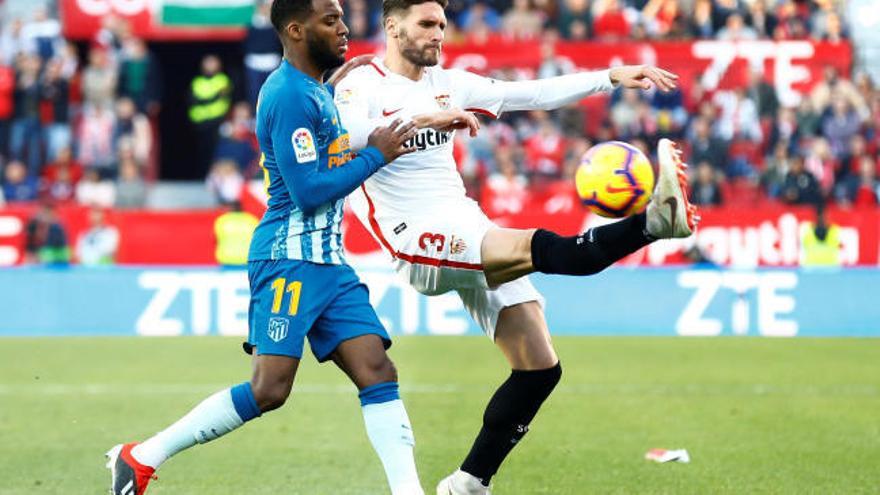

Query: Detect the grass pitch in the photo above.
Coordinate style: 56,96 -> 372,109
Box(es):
0,336 -> 878,494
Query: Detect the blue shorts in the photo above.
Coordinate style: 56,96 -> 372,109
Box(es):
247,259 -> 390,361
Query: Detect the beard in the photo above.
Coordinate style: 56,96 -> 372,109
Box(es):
399,28 -> 440,67
306,31 -> 345,72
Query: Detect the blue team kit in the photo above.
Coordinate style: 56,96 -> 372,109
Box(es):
246,60 -> 390,360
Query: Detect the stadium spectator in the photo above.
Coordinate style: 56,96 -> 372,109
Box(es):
77,103 -> 117,176
501,0 -> 544,40
536,40 -> 575,79
76,168 -> 115,207
713,87 -> 763,143
835,155 -> 879,208
114,156 -> 147,209
76,206 -> 119,266
113,97 -> 152,166
2,159 -> 37,201
24,7 -> 62,62
767,106 -> 800,154
459,2 -> 502,34
690,160 -> 724,206
523,118 -> 566,180
689,0 -> 715,38
189,54 -> 232,178
762,141 -> 791,198
206,158 -> 244,206
810,65 -> 869,122
804,137 -> 837,196
781,155 -> 821,205
716,13 -> 758,40
745,67 -> 779,120
610,88 -> 643,138
556,0 -> 592,39
81,46 -> 118,111
10,53 -> 42,174
796,97 -> 823,138
688,116 -> 729,172
592,0 -> 630,40
243,1 -> 282,109
0,18 -> 35,65
40,146 -> 82,203
485,144 -> 529,213
39,58 -> 71,162
822,98 -> 861,160
117,35 -> 161,115
745,0 -> 776,39
214,101 -> 258,172
213,201 -> 258,266
24,201 -> 69,264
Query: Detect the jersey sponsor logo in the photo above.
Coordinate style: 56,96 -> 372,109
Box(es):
404,129 -> 451,151
268,316 -> 290,342
434,94 -> 450,109
327,133 -> 354,169
292,128 -> 317,163
382,107 -> 402,117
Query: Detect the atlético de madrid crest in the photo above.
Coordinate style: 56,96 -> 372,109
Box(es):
268,317 -> 289,342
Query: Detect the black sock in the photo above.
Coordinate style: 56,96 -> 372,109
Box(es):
460,363 -> 562,485
530,213 -> 653,276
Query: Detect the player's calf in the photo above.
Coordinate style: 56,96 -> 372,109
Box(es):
459,362 -> 563,486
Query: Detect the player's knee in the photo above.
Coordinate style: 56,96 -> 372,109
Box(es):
359,355 -> 397,386
251,380 -> 291,412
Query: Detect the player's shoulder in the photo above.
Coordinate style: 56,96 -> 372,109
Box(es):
336,59 -> 386,89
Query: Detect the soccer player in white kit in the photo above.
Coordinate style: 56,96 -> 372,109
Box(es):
334,1 -> 698,493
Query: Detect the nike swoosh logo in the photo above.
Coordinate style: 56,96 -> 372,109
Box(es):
664,197 -> 678,233
382,108 -> 402,117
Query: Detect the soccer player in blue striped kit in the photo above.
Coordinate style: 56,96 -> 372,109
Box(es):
105,0 -> 426,493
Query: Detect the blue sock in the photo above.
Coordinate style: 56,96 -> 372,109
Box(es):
359,381 -> 400,406
231,382 -> 262,420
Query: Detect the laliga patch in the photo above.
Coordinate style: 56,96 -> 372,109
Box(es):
335,88 -> 354,106
292,128 -> 317,163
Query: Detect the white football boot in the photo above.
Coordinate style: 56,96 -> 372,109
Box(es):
646,138 -> 699,239
436,470 -> 491,495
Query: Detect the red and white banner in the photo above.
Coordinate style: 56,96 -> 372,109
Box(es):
348,39 -> 851,106
1,203 -> 876,266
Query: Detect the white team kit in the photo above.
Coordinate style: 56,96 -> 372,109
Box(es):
335,58 -> 614,335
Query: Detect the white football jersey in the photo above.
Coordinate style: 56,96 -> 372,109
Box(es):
335,58 -> 503,221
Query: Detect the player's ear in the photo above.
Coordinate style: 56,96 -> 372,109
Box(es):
287,20 -> 305,42
384,15 -> 399,38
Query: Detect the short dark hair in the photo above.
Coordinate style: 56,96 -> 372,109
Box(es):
270,0 -> 314,33
382,0 -> 448,20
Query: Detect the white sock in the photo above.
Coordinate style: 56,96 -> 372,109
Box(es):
362,399 -> 423,495
131,387 -> 246,468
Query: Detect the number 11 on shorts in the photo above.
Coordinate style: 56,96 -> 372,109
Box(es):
270,278 -> 302,316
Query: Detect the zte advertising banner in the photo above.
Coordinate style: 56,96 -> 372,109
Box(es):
0,266 -> 877,337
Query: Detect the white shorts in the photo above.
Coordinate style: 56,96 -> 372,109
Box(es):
353,195 -> 544,338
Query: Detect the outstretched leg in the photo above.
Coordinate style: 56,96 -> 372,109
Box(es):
480,139 -> 697,287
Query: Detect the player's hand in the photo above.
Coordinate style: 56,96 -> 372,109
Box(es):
326,54 -> 373,87
412,109 -> 481,137
368,118 -> 418,163
609,65 -> 679,92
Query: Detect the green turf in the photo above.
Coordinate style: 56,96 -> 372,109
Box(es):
0,336 -> 878,494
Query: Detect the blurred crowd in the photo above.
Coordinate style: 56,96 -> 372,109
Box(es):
2,0 -> 878,218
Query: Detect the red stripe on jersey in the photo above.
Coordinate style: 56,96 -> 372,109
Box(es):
359,185 -> 484,271
465,107 -> 497,119
369,62 -> 386,77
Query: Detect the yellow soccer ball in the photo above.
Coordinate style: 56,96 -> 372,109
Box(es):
575,141 -> 655,218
